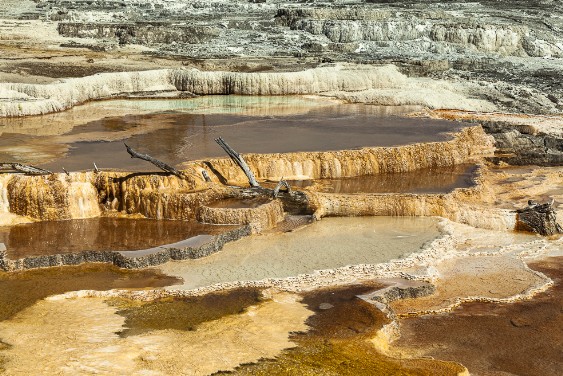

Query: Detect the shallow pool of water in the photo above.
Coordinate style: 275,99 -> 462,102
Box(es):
317,165 -> 478,194
161,216 -> 441,290
0,96 -> 468,172
0,217 -> 236,259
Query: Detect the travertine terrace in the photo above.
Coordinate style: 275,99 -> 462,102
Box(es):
0,1 -> 561,375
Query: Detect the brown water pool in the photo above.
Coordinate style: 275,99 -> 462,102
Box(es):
316,164 -> 478,194
0,98 -> 469,172
395,257 -> 563,376
0,217 -> 237,259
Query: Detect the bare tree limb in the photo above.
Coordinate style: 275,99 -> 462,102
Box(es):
0,163 -> 52,175
214,137 -> 259,187
124,143 -> 184,178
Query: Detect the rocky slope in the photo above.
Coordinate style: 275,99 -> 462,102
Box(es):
0,1 -> 562,114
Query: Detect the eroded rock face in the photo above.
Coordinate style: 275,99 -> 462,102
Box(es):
483,123 -> 563,166
516,201 -> 562,236
57,22 -> 220,45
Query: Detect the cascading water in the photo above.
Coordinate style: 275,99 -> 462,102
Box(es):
62,173 -> 101,219
0,174 -> 10,214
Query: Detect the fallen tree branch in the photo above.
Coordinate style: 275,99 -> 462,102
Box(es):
238,185 -> 310,215
124,143 -> 184,178
215,137 -> 259,187
0,163 -> 52,175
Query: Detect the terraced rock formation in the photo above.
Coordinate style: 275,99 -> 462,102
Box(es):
1,1 -> 561,114
0,2 -> 561,375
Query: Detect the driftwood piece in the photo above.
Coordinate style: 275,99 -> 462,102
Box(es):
515,199 -> 562,236
215,137 -> 259,187
124,143 -> 184,178
0,163 -> 52,175
273,178 -> 291,198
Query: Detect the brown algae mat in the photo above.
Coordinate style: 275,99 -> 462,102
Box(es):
222,284 -> 466,376
110,287 -> 264,337
395,257 -> 563,376
0,264 -> 181,322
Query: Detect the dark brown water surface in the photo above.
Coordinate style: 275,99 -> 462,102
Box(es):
396,257 -> 563,376
318,164 -> 478,194
34,103 -> 468,172
0,218 -> 236,259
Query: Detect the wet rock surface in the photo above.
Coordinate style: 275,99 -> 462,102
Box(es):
480,121 -> 563,166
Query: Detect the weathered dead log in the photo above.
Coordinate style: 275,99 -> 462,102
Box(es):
124,143 -> 184,178
0,163 -> 52,175
214,137 -> 259,187
515,199 -> 562,236
273,178 -> 291,198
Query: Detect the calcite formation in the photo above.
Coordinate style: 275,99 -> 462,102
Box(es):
0,1 -> 561,374
0,126 -> 492,223
197,199 -> 285,233
0,64 -> 496,117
